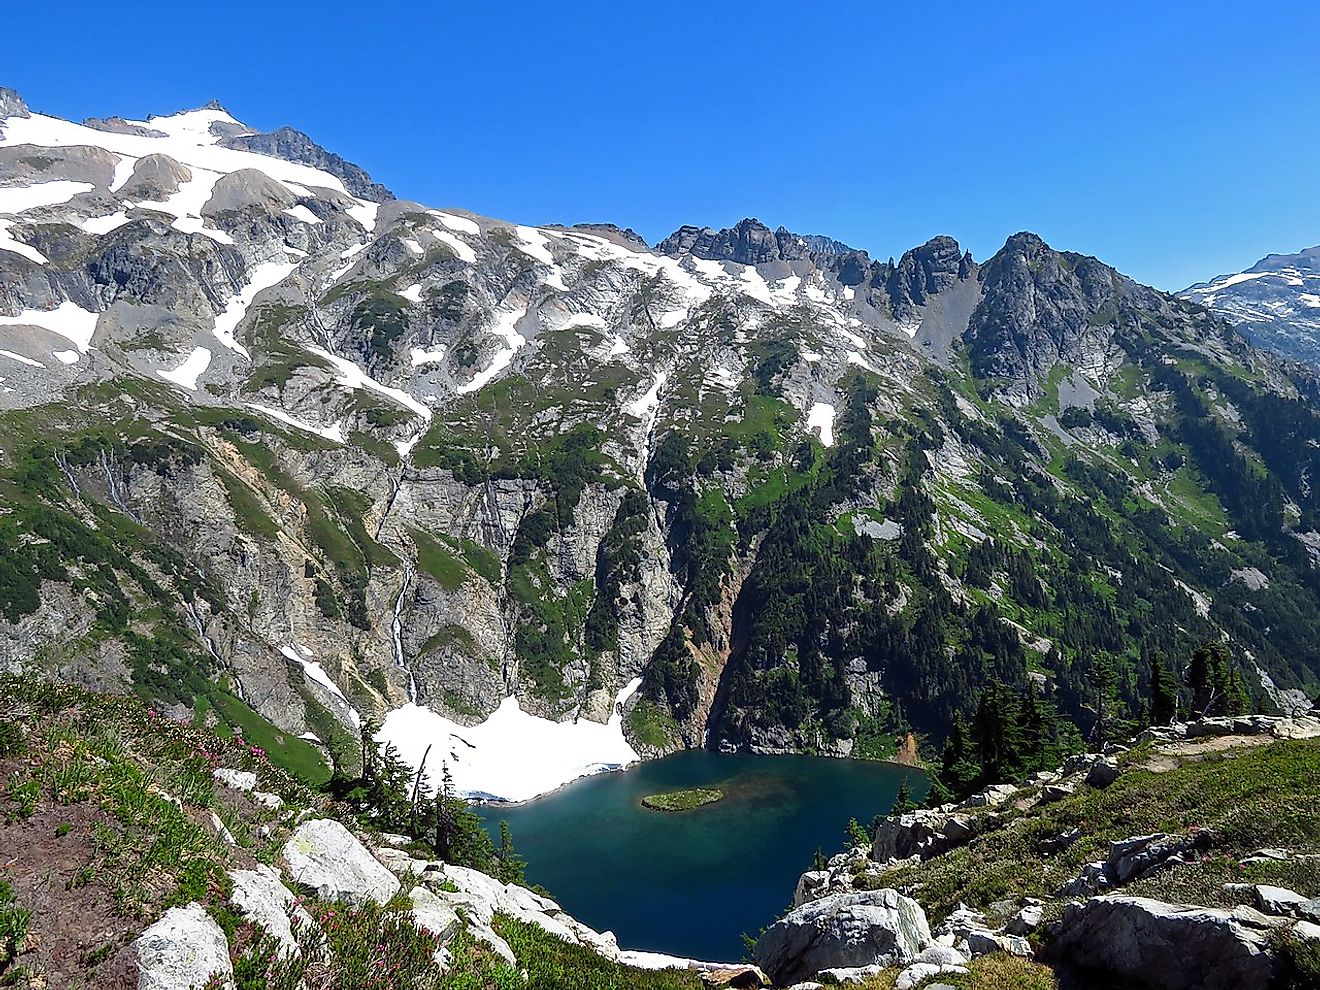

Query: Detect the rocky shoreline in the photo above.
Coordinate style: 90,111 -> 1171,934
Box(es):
750,712 -> 1320,988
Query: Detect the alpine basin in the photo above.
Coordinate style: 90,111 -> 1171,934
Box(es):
475,750 -> 926,962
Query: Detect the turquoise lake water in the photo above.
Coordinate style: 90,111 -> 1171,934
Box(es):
475,751 -> 926,962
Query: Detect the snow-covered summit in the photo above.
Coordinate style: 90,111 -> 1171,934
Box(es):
1181,245 -> 1320,365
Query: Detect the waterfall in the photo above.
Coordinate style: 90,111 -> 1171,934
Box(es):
392,567 -> 417,702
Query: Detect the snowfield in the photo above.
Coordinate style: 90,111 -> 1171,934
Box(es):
376,678 -> 644,803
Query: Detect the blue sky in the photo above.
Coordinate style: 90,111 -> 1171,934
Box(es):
7,1 -> 1318,289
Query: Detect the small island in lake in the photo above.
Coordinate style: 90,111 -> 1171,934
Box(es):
640,786 -> 725,812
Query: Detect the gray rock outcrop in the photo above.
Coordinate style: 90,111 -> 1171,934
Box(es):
1048,896 -> 1286,990
753,889 -> 931,985
134,902 -> 234,990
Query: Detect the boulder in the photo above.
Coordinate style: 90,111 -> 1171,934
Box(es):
213,768 -> 257,792
1062,831 -> 1212,895
1007,902 -> 1046,935
1085,756 -> 1121,788
913,945 -> 968,967
281,818 -> 400,906
961,783 -> 1017,808
753,889 -> 931,985
1040,783 -> 1075,804
1254,885 -> 1310,918
135,902 -> 233,990
1048,896 -> 1283,990
229,865 -> 310,957
895,962 -> 968,989
409,885 -> 462,940
873,809 -> 978,863
794,870 -> 832,907
1039,826 -> 1082,855
963,929 -> 1032,958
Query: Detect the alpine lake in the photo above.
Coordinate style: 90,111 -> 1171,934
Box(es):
475,750 -> 926,962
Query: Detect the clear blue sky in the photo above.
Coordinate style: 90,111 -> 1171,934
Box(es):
7,0 -> 1318,290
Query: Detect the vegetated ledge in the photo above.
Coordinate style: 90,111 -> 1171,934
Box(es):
641,787 -> 725,812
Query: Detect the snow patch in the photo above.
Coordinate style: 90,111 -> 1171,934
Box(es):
81,211 -> 133,235
0,349 -> 43,368
0,301 -> 100,352
0,219 -> 47,263
806,401 -> 836,447
513,225 -> 554,264
244,402 -> 345,443
156,346 -> 212,391
376,678 -> 643,802
456,306 -> 529,394
400,283 -> 424,303
283,204 -> 322,225
307,346 -> 433,422
626,371 -> 667,419
430,211 -> 480,236
281,645 -> 361,728
434,230 -> 476,263
53,349 -> 79,365
0,179 -> 94,214
212,261 -> 297,358
410,346 -> 446,366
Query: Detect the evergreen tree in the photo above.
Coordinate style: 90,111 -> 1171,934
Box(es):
433,763 -> 457,863
496,820 -> 527,885
1186,641 -> 1249,717
1150,656 -> 1178,726
844,817 -> 871,850
890,777 -> 916,815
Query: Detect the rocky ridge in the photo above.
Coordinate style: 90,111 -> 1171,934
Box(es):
3,86 -> 1320,802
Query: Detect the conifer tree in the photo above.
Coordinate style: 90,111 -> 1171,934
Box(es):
496,820 -> 527,885
1150,656 -> 1178,726
890,777 -> 916,815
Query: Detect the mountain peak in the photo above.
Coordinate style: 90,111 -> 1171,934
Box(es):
657,217 -> 861,266
0,86 -> 29,120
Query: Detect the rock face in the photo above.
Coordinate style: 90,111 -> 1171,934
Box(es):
134,902 -> 234,990
0,87 -> 28,119
281,818 -> 401,905
1049,896 -> 1283,990
656,218 -> 807,265
220,125 -> 395,202
753,889 -> 931,985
